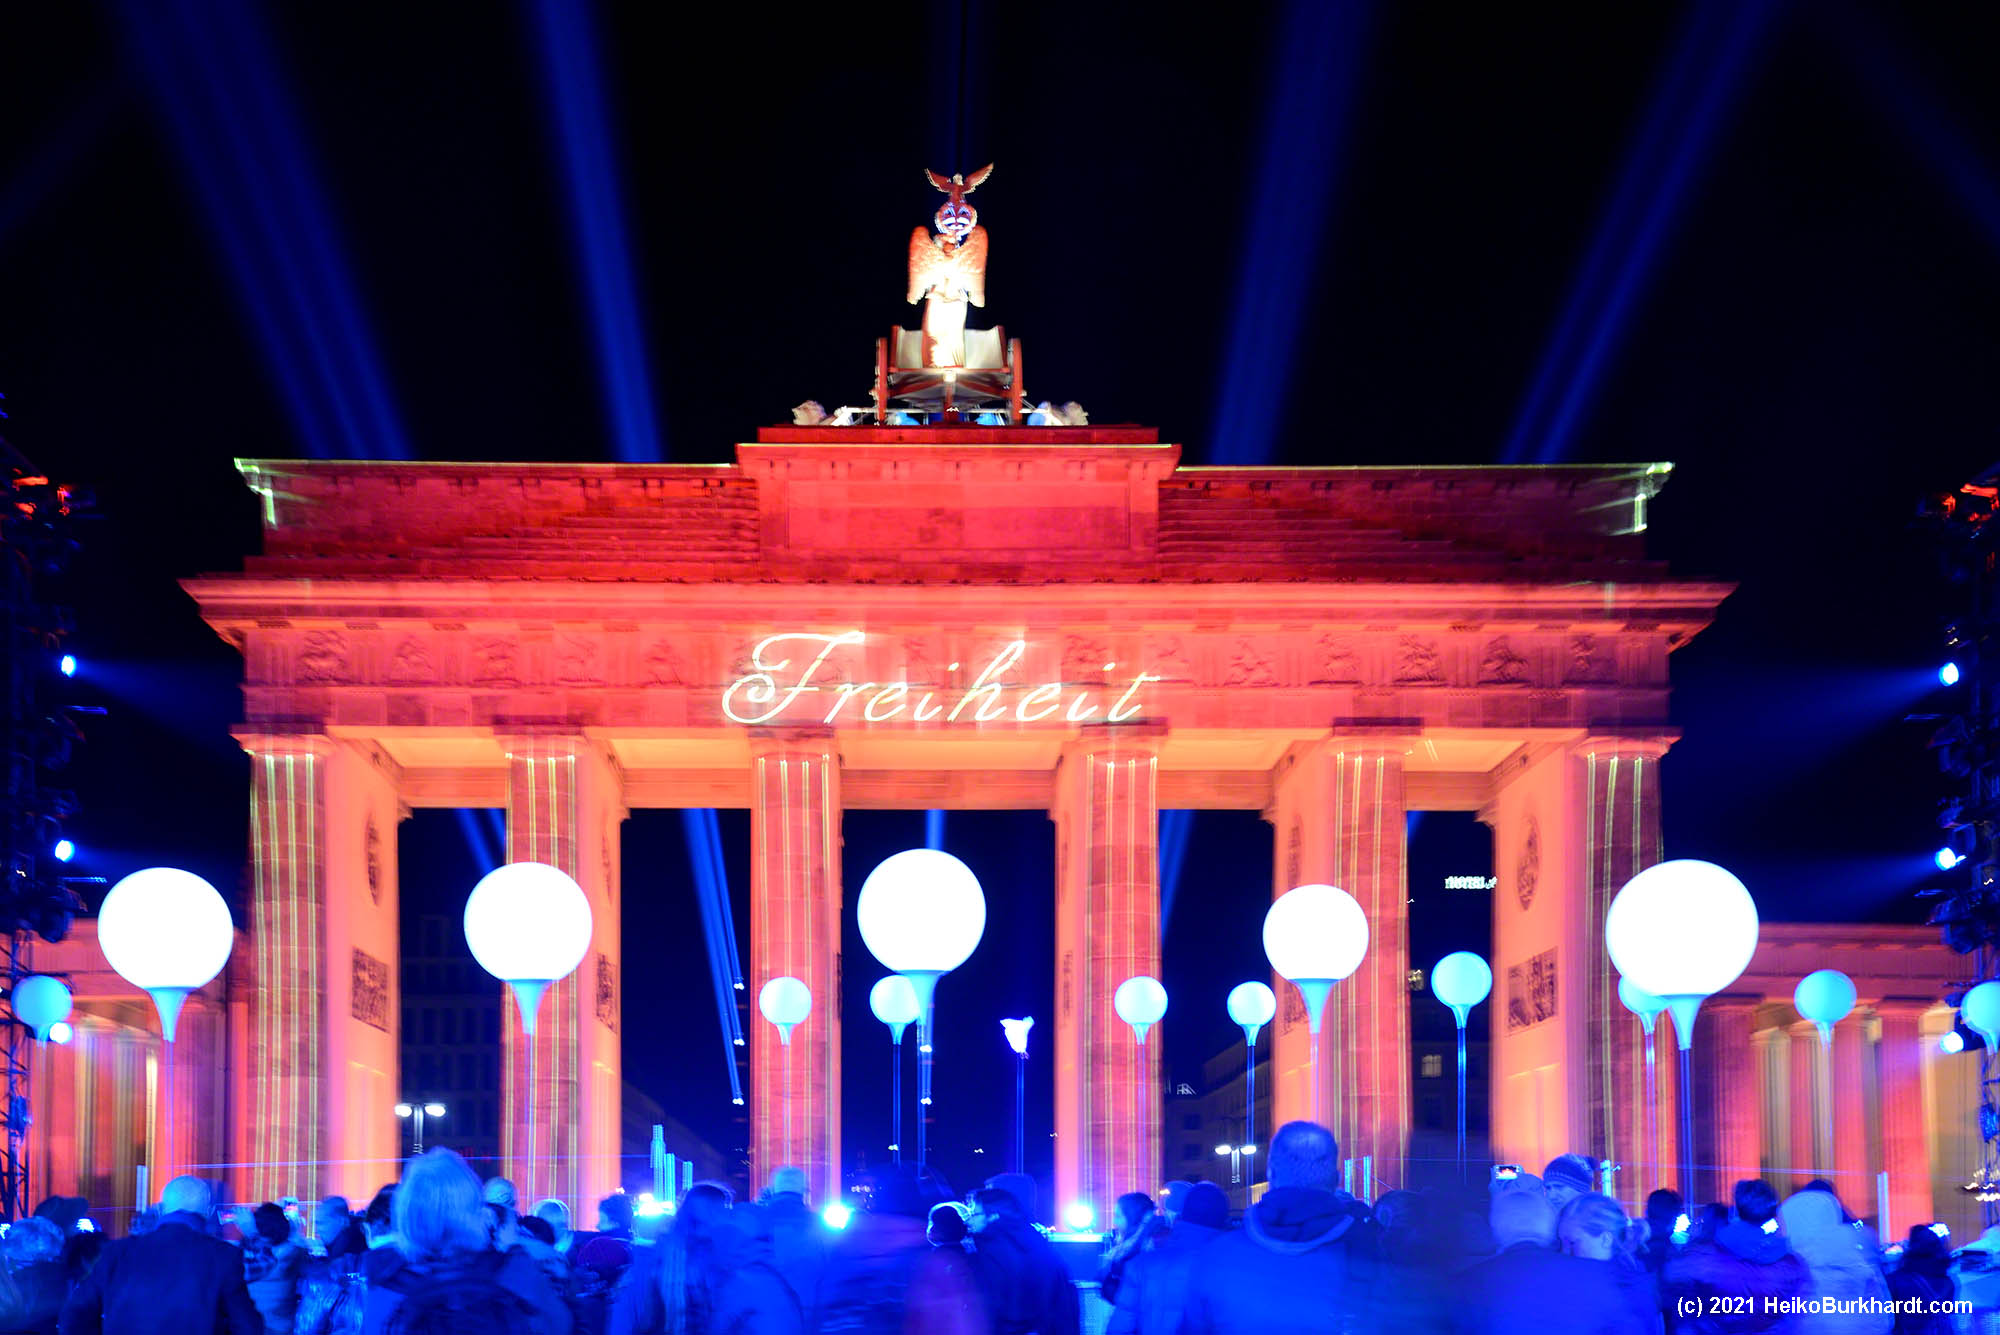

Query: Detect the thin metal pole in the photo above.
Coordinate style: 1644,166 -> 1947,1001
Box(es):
1310,1029 -> 1321,1126
526,1035 -> 537,1202
1678,1044 -> 1694,1205
917,1014 -> 930,1168
1643,1028 -> 1656,1194
414,1108 -> 424,1157
1456,1022 -> 1468,1180
1014,1052 -> 1025,1175
1245,1037 -> 1257,1157
892,1034 -> 903,1166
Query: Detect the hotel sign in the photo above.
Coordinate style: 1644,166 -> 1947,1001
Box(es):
722,632 -> 1160,727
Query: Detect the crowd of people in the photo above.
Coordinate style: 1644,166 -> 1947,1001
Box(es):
11,1123 -> 1990,1334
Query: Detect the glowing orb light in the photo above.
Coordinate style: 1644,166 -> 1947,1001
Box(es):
857,849 -> 986,1013
1793,969 -> 1857,1043
821,1202 -> 853,1230
1262,885 -> 1370,1033
463,862 -> 592,1037
1001,1016 -> 1034,1056
11,974 -> 71,1042
1226,981 -> 1276,1045
98,867 -> 235,1041
1962,980 -> 2000,1051
1604,860 -> 1758,1048
869,975 -> 921,1043
1430,952 -> 1492,1028
1941,1030 -> 1966,1055
1113,976 -> 1168,1044
1618,976 -> 1668,1037
758,976 -> 812,1045
1063,1202 -> 1096,1232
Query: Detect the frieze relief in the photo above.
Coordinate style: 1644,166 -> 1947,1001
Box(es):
1222,638 -> 1278,687
385,637 -> 437,684
1394,635 -> 1444,684
1479,635 -> 1529,685
471,636 -> 519,687
1565,634 -> 1618,684
1310,634 -> 1362,685
298,630 -> 351,683
556,633 -> 602,685
641,639 -> 687,686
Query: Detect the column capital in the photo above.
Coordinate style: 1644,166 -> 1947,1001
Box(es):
746,725 -> 837,760
1061,720 -> 1168,758
1574,732 -> 1679,761
232,725 -> 335,757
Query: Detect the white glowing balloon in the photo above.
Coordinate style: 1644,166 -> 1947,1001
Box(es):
11,974 -> 72,1042
759,976 -> 812,1045
869,975 -> 921,1043
1001,1016 -> 1035,1056
463,861 -> 593,1037
1793,969 -> 1857,1043
1113,975 -> 1168,1044
1964,980 -> 2000,1051
857,849 -> 986,1012
1430,952 -> 1492,1027
1605,860 -> 1758,1051
98,867 -> 235,1041
1262,885 -> 1369,1034
1227,981 -> 1277,1045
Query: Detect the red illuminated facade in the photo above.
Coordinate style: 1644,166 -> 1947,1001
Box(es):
0,424 -> 1908,1232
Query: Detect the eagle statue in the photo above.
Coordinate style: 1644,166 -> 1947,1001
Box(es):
907,163 -> 994,368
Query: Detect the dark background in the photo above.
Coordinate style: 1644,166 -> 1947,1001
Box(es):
4,0 -> 1996,1192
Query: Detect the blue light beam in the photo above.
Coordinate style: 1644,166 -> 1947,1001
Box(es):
117,0 -> 413,460
1208,0 -> 1376,465
524,0 -> 664,462
1157,809 -> 1193,940
1501,0 -> 1781,463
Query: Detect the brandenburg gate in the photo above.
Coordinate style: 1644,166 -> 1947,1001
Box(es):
183,435 -> 1728,1217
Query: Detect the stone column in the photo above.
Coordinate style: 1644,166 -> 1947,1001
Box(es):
237,730 -> 404,1205
501,735 -> 626,1213
1693,997 -> 1763,1205
1787,1021 -> 1822,1188
1753,1023 -> 1784,1179
1053,724 -> 1163,1224
1832,1013 -> 1873,1214
748,730 -> 842,1205
1876,999 -> 1933,1236
1267,739 -> 1408,1182
1577,738 -> 1668,1195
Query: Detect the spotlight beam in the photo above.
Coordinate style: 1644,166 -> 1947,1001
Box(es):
118,0 -> 413,460
681,808 -> 745,1102
1157,810 -> 1193,941
1208,0 -> 1376,465
1502,0 -> 1781,464
524,0 -> 664,463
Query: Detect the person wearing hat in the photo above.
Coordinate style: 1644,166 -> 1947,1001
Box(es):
1542,1155 -> 1597,1211
1108,1181 -> 1228,1335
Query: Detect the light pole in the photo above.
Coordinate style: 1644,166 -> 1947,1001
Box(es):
1618,976 -> 1666,1192
1214,1143 -> 1256,1212
1226,983 -> 1275,1170
760,976 -> 813,1187
1794,969 -> 1855,1182
1262,886 -> 1370,1125
97,868 -> 234,1192
464,862 -> 594,1206
396,1101 -> 447,1155
1605,859 -> 1760,1205
857,850 -> 987,1171
1001,1018 -> 1034,1175
871,977 -> 920,1165
1430,952 -> 1492,1181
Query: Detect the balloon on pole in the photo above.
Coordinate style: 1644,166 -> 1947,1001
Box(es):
97,867 -> 235,1041
759,976 -> 813,1045
1226,981 -> 1276,1046
1962,980 -> 2000,1051
1114,976 -> 1168,1044
1618,976 -> 1667,1037
1262,885 -> 1370,1033
1604,859 -> 1759,1048
1793,969 -> 1856,1045
11,975 -> 72,1042
869,975 -> 921,1044
1429,952 -> 1492,1028
463,861 -> 594,1036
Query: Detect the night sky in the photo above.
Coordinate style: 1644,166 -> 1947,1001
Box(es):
5,1 -> 2000,1190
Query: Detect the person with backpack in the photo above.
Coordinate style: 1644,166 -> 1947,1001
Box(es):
358,1149 -> 570,1335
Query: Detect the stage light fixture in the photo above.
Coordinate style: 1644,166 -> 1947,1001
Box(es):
57,655 -> 75,678
1942,1030 -> 1966,1054
1938,847 -> 1964,871
821,1203 -> 853,1230
1941,661 -> 1962,686
51,840 -> 72,863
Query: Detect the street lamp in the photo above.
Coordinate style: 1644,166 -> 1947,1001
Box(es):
395,1101 -> 447,1155
1215,1143 -> 1257,1210
1262,885 -> 1370,1123
463,861 -> 594,1203
870,976 -> 920,1165
98,867 -> 236,1188
1429,952 -> 1491,1179
1605,859 -> 1760,1203
857,849 -> 987,1168
1001,1017 -> 1034,1175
